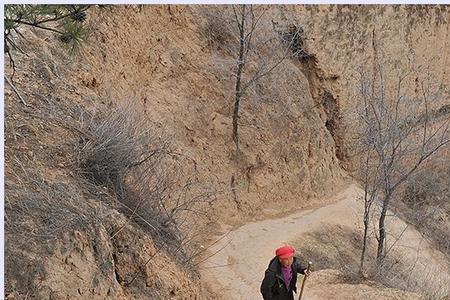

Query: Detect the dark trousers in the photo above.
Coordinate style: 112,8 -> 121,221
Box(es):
272,290 -> 294,300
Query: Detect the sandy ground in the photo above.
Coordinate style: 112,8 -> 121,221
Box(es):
200,184 -> 449,299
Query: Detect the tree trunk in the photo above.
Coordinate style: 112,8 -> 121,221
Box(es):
232,92 -> 242,152
360,213 -> 369,274
377,198 -> 389,263
232,5 -> 246,153
359,153 -> 372,275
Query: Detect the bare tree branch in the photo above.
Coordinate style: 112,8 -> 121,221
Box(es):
4,75 -> 28,106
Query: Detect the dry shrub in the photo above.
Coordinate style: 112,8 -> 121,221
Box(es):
75,104 -> 166,197
75,103 -> 216,270
199,7 -> 234,53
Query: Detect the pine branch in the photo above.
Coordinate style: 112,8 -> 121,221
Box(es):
13,19 -> 64,34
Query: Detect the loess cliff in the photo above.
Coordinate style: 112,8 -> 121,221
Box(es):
4,5 -> 450,299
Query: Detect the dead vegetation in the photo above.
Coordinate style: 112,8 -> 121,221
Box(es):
399,162 -> 450,260
5,94 -> 216,297
294,224 -> 450,299
72,103 -> 218,273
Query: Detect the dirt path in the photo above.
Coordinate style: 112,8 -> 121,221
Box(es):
200,184 -> 361,299
200,184 -> 450,300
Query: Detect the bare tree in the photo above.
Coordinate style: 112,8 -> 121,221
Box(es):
358,145 -> 381,275
356,56 -> 450,272
201,5 -> 306,154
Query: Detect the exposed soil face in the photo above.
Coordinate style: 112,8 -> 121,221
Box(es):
288,4 -> 450,173
295,56 -> 346,169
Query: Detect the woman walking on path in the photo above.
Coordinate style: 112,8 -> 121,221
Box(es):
260,246 -> 312,300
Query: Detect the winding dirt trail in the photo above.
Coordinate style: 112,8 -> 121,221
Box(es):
200,184 -> 450,300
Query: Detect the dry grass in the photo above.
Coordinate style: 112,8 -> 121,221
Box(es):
74,102 -> 217,271
396,161 -> 450,265
293,223 -> 450,299
75,103 -> 168,197
4,155 -> 108,297
293,224 -> 364,283
198,6 -> 235,55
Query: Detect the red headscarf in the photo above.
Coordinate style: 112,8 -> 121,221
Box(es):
275,246 -> 295,259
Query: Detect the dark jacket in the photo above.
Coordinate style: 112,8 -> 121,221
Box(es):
260,256 -> 306,300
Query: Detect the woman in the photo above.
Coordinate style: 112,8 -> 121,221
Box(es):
260,246 -> 311,300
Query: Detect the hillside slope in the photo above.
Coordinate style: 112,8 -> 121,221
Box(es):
4,5 -> 450,299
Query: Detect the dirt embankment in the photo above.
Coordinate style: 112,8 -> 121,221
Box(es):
288,5 -> 450,172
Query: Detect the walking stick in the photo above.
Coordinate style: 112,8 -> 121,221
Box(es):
298,261 -> 312,300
